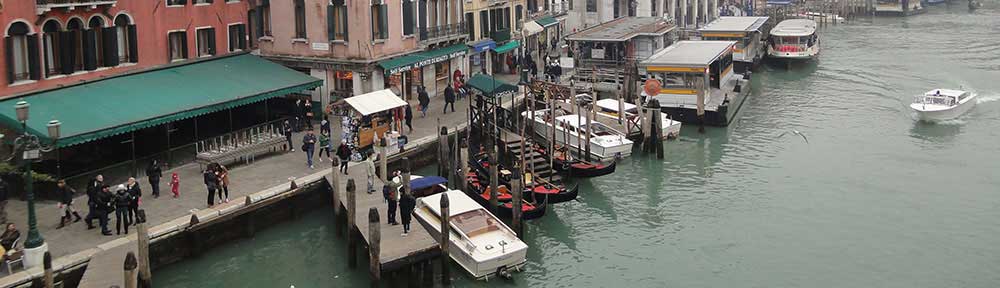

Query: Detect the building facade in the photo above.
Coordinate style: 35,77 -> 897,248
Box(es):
1,0 -> 250,97
259,0 -> 469,107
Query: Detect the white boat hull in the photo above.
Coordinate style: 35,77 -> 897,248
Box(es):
910,97 -> 976,121
768,44 -> 820,60
529,119 -> 633,163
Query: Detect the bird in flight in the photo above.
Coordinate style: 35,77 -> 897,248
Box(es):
779,130 -> 809,144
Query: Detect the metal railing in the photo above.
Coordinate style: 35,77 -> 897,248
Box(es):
420,23 -> 468,41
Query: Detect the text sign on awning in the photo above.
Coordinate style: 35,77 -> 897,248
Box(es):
387,51 -> 467,75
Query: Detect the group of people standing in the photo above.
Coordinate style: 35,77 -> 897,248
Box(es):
202,163 -> 231,207
382,171 -> 417,236
82,175 -> 143,235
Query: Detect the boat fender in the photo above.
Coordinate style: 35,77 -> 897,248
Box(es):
498,266 -> 513,280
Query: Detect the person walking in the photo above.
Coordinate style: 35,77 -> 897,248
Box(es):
170,172 -> 180,198
443,85 -> 456,113
146,160 -> 163,198
85,175 -> 104,230
303,101 -> 314,129
113,185 -> 131,235
336,140 -> 351,174
364,152 -> 376,194
404,104 -> 413,133
97,185 -> 114,236
216,164 -> 230,203
283,120 -> 294,152
302,129 -> 317,169
386,183 -> 398,225
320,116 -> 331,137
125,177 -> 141,225
399,192 -> 416,236
418,86 -> 430,118
318,131 -> 332,162
55,180 -> 82,229
204,167 -> 219,207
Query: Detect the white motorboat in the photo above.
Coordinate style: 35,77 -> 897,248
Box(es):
768,19 -> 820,61
593,98 -> 683,139
910,89 -> 976,121
413,190 -> 528,281
522,109 -> 634,163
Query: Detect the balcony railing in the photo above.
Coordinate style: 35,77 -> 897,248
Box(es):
419,23 -> 468,42
35,0 -> 117,15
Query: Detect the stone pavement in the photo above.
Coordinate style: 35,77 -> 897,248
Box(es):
0,96 -> 472,267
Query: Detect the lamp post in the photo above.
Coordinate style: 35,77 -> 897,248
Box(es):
7,100 -> 60,268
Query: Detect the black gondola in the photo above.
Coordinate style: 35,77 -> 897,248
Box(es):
470,153 -> 579,203
466,172 -> 547,220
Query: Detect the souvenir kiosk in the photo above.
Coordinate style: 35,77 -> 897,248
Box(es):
343,89 -> 408,160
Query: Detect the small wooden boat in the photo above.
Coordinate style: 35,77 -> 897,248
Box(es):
466,172 -> 548,220
537,146 -> 616,178
470,153 -> 579,203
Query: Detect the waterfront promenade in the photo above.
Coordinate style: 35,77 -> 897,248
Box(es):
0,95 -> 473,281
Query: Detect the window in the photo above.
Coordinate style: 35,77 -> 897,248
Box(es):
294,0 -> 306,39
114,15 -> 138,64
196,28 -> 216,57
86,17 -> 107,70
587,0 -> 597,12
402,0 -> 415,36
5,22 -> 40,83
515,5 -> 523,30
168,31 -> 187,61
328,1 -> 348,41
228,24 -> 246,52
67,19 -> 84,72
371,1 -> 388,41
465,12 -> 474,39
167,0 -> 186,6
193,0 -> 213,4
257,1 -> 272,37
42,20 -> 62,77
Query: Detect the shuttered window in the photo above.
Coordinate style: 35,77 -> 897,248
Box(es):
42,20 -> 62,77
328,1 -> 348,41
229,24 -> 247,52
371,2 -> 388,41
168,31 -> 187,61
294,0 -> 306,39
196,28 -> 216,57
402,0 -> 415,36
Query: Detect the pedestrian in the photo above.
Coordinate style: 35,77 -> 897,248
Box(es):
386,181 -> 398,225
283,119 -> 294,152
204,167 -> 218,207
113,185 -> 131,235
304,100 -> 314,129
146,160 -> 163,198
399,191 -> 416,236
318,130 -> 332,162
0,178 -> 7,226
125,177 -> 141,225
170,172 -> 180,198
418,86 -> 430,118
302,129 -> 317,169
336,140 -> 351,175
404,104 -> 413,133
365,151 -> 376,194
320,116 -> 331,136
294,100 -> 304,132
216,164 -> 230,203
55,180 -> 82,229
443,84 -> 456,113
85,175 -> 104,230
97,185 -> 114,236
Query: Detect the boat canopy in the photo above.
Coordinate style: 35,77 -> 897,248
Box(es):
924,89 -> 967,98
421,190 -> 484,217
410,176 -> 448,191
345,89 -> 408,116
641,41 -> 736,68
771,19 -> 817,37
595,99 -> 637,113
699,17 -> 770,34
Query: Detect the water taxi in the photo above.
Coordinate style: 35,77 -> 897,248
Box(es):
768,19 -> 820,61
910,89 -> 976,121
698,16 -> 771,74
413,190 -> 529,280
559,94 -> 683,140
875,0 -> 925,15
639,41 -> 751,126
522,109 -> 634,163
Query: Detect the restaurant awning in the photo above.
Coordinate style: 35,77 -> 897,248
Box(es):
465,74 -> 518,97
536,16 -> 558,28
493,41 -> 521,54
468,39 -> 497,53
378,44 -> 468,76
0,53 -> 322,148
345,89 -> 407,116
523,21 -> 544,37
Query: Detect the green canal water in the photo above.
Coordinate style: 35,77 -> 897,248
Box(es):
157,8 -> 1000,288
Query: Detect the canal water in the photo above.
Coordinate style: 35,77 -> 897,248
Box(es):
156,8 -> 1000,288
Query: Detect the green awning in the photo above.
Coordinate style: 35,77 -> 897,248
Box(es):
536,16 -> 558,28
493,41 -> 521,54
0,53 -> 322,147
379,44 -> 468,76
465,74 -> 518,97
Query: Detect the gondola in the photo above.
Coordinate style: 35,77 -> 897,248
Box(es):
466,172 -> 547,220
537,146 -> 617,178
470,152 -> 579,203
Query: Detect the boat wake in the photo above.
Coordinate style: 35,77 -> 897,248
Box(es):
975,92 -> 999,104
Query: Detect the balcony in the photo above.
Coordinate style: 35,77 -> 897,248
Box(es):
419,23 -> 468,43
491,28 -> 511,43
35,0 -> 117,15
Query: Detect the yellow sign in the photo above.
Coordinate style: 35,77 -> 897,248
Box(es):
659,88 -> 698,95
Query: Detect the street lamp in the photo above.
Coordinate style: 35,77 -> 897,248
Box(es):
7,100 -> 60,268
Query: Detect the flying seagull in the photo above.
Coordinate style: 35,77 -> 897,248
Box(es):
778,130 -> 809,144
